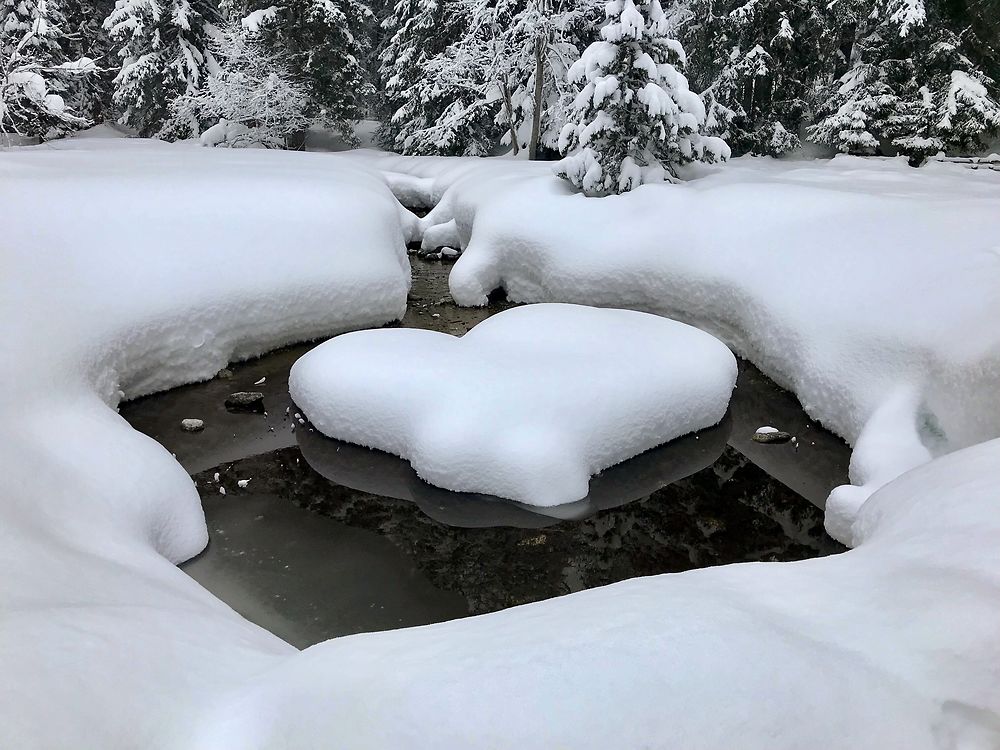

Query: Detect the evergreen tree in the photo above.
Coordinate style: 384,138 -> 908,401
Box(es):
1,0 -> 93,137
556,0 -> 728,196
104,0 -> 221,135
377,0 -> 458,150
238,0 -> 376,141
61,0 -> 115,122
809,3 -> 1000,160
673,0 -> 827,156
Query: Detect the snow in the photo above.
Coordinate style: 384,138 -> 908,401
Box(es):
755,426 -> 779,434
0,138 -> 408,747
346,150 -> 1000,546
194,438 -> 1000,750
4,137 -> 1000,748
289,304 -> 737,505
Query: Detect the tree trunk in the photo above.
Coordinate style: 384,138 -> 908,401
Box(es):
501,79 -> 519,157
528,35 -> 545,160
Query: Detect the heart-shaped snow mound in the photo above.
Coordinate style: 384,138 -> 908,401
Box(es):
289,303 -> 737,506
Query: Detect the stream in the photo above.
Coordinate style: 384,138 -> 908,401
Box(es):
121,257 -> 850,649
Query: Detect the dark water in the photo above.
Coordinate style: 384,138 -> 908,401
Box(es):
121,258 -> 850,649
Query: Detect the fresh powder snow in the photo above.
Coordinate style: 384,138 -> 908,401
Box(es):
2,137 -> 1000,750
289,303 -> 738,505
346,149 -> 1000,545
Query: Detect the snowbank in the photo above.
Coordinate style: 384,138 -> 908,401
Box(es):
0,139 -> 409,747
4,139 -> 1000,749
348,151 -> 1000,545
194,439 -> 1000,750
290,303 -> 737,505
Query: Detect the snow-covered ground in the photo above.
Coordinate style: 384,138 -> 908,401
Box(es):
347,150 -> 1000,545
3,139 -> 1000,748
290,303 -> 737,505
0,138 -> 410,747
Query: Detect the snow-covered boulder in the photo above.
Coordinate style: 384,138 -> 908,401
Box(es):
290,303 -> 737,505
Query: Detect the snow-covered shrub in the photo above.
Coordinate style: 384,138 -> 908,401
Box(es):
163,23 -> 310,148
104,0 -> 221,136
556,0 -> 728,196
1,0 -> 93,138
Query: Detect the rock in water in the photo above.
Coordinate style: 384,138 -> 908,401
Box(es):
180,418 -> 205,432
225,391 -> 265,413
216,368 -> 234,379
752,426 -> 793,444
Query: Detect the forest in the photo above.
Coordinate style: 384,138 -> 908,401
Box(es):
4,0 -> 999,165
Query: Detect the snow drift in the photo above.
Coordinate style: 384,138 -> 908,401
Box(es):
0,138 -> 410,747
290,303 -> 737,505
347,150 -> 1000,546
2,139 -> 1000,749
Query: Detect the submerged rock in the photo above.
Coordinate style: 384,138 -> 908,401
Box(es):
225,391 -> 265,413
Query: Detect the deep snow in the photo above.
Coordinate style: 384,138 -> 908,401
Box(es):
346,149 -> 1000,545
0,138 -> 410,747
2,139 -> 1000,749
290,303 -> 737,504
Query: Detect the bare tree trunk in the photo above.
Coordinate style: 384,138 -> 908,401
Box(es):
528,35 -> 545,160
501,78 -> 519,157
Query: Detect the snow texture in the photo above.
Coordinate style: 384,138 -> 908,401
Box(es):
290,303 -> 737,505
0,138 -> 408,747
3,139 -> 1000,749
347,149 -> 1000,546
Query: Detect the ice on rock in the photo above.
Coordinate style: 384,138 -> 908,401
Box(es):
290,303 -> 737,505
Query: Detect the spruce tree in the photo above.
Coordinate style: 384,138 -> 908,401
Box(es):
1,0 -> 92,138
104,0 -> 221,135
377,0 -> 457,150
240,0 -> 375,141
556,0 -> 727,196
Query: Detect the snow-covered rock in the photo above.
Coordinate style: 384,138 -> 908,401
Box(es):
348,150 -> 1000,546
290,303 -> 737,505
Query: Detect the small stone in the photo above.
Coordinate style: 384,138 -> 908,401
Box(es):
180,418 -> 204,432
225,391 -> 265,413
752,428 -> 794,444
216,368 -> 234,380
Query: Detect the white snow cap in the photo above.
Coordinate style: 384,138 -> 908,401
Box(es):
290,303 -> 737,505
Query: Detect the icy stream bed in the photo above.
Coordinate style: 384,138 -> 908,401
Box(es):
121,258 -> 847,648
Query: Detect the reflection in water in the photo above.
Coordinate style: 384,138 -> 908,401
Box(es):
295,416 -> 732,528
187,426 -> 844,638
121,258 -> 850,647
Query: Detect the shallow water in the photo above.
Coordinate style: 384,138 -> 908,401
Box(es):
121,258 -> 850,648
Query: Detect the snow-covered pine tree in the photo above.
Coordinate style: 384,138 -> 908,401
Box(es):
61,0 -> 115,123
377,0 -> 458,151
556,0 -> 728,196
671,0 -> 826,156
1,0 -> 93,138
381,0 -> 600,157
162,20 -> 309,146
104,0 -> 221,135
242,0 -> 376,142
809,2 -> 1000,160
